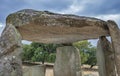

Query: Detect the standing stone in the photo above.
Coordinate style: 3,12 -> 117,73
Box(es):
107,20 -> 120,76
31,65 -> 45,76
0,25 -> 22,76
54,46 -> 82,76
97,38 -> 106,76
97,36 -> 116,76
23,65 -> 45,76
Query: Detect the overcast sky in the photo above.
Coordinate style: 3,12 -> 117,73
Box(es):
0,0 -> 120,45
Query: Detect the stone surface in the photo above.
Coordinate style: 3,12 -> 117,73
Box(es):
107,20 -> 120,76
97,36 -> 116,76
6,9 -> 109,44
0,25 -> 22,76
97,38 -> 106,76
54,46 -> 82,76
23,65 -> 45,76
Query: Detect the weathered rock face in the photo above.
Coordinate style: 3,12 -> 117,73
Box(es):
2,9 -> 120,76
97,38 -> 106,76
107,20 -> 120,76
6,9 -> 109,44
23,65 -> 45,76
54,46 -> 82,76
0,25 -> 22,76
97,36 -> 116,76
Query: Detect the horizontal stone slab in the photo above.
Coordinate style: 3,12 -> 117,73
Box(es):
6,9 -> 109,44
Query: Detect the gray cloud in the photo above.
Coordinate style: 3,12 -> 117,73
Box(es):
0,0 -> 120,23
77,0 -> 120,15
24,0 -> 73,10
0,0 -> 120,45
0,0 -> 73,23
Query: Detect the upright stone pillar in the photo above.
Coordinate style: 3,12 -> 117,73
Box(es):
54,46 -> 82,76
0,25 -> 22,76
97,36 -> 115,76
107,20 -> 120,76
23,65 -> 45,76
97,38 -> 106,76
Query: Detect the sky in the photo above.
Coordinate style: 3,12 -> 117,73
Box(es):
0,0 -> 120,45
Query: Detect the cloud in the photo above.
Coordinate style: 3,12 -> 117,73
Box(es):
0,23 -> 5,36
94,14 -> 120,27
0,0 -> 120,46
59,0 -> 84,14
93,0 -> 120,15
59,0 -> 102,14
58,0 -> 120,27
23,0 -> 73,11
59,0 -> 120,16
0,0 -> 73,23
80,0 -> 120,15
0,23 -> 3,27
0,0 -> 120,27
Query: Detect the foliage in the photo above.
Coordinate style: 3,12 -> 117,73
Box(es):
22,44 -> 34,61
31,47 -> 49,64
73,40 -> 97,66
22,41 -> 97,67
46,53 -> 56,63
22,42 -> 61,64
85,47 -> 97,68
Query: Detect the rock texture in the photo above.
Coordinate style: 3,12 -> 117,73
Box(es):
54,46 -> 82,76
23,65 -> 45,76
107,20 -> 120,76
3,9 -> 120,76
6,9 -> 109,44
97,38 -> 106,76
97,36 -> 115,76
0,25 -> 22,76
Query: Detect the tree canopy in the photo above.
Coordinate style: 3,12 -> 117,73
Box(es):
22,40 -> 97,66
73,41 -> 97,66
22,42 -> 61,64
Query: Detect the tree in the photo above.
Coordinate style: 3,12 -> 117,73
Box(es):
22,42 -> 61,64
85,47 -> 97,68
22,41 -> 97,66
22,44 -> 34,61
31,47 -> 49,64
47,53 -> 56,63
73,40 -> 97,67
